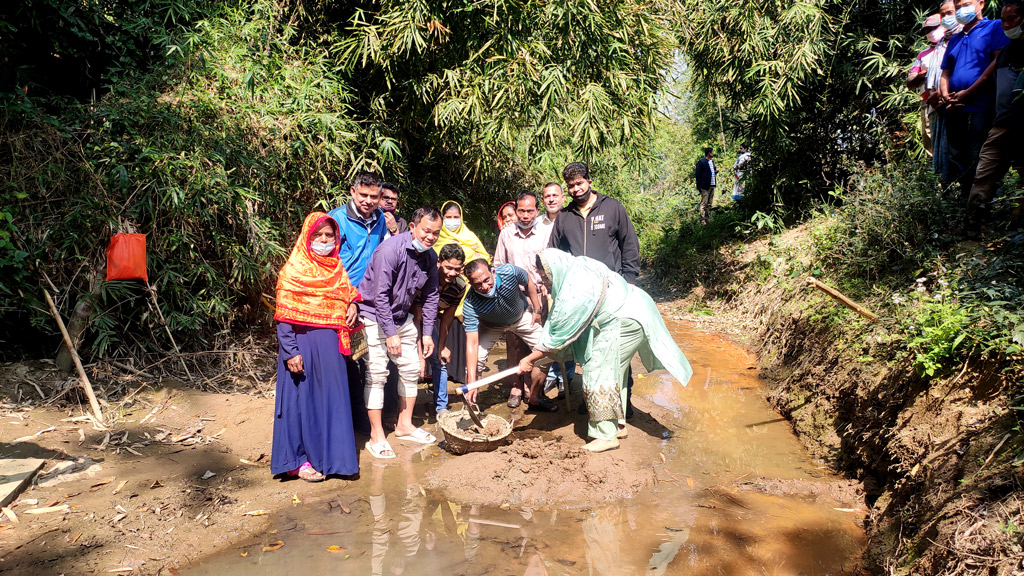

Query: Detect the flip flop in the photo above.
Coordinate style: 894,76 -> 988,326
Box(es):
297,461 -> 325,482
366,440 -> 396,459
395,427 -> 436,445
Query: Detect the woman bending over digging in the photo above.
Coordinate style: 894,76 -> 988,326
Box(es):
518,249 -> 693,453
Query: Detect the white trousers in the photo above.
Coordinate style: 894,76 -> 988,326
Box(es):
362,316 -> 420,409
476,310 -> 543,371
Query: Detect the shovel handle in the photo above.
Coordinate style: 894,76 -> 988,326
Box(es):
456,367 -> 521,395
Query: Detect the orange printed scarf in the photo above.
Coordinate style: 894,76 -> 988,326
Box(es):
274,212 -> 361,354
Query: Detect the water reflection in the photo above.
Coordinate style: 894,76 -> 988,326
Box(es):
184,319 -> 865,576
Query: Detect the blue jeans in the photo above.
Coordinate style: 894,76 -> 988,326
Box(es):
545,361 -> 576,388
429,324 -> 449,413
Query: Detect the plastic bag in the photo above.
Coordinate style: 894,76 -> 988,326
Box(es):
106,233 -> 148,282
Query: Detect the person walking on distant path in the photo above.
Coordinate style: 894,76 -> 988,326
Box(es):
695,147 -> 717,225
731,142 -> 751,202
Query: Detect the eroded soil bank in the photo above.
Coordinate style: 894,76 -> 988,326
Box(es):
657,225 -> 1024,575
0,318 -> 866,575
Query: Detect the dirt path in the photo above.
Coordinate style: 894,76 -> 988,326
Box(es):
0,359 -> 690,575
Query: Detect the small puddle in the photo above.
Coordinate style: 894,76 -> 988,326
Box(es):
185,320 -> 865,575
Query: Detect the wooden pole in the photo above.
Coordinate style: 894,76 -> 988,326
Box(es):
42,288 -> 105,424
148,284 -> 193,381
805,277 -> 879,322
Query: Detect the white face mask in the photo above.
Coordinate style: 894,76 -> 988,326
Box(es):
411,238 -> 430,252
1006,23 -> 1023,40
310,241 -> 335,256
516,219 -> 537,230
444,218 -> 461,231
928,28 -> 945,43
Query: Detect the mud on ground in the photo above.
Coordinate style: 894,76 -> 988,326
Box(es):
653,223 -> 1024,575
0,356 -> 679,575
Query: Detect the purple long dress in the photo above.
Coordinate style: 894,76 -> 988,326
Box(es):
271,322 -> 359,477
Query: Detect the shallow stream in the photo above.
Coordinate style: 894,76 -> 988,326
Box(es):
185,320 -> 865,575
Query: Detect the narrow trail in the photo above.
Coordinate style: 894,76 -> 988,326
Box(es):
183,318 -> 867,576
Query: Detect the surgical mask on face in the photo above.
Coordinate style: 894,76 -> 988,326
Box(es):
475,284 -> 496,297
956,6 -> 977,24
411,238 -> 430,252
444,218 -> 461,231
942,14 -> 958,28
516,219 -> 537,230
928,28 -> 945,43
1005,23 -> 1023,40
311,241 -> 335,256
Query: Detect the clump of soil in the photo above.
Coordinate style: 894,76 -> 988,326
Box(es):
479,417 -> 504,437
425,436 -> 656,507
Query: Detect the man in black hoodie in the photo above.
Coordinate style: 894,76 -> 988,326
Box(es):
548,161 -> 641,417
548,162 -> 641,283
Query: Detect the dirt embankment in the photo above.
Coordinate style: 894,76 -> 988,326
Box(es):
655,226 -> 1024,575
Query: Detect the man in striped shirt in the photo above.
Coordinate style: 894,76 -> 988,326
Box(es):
462,260 -> 557,411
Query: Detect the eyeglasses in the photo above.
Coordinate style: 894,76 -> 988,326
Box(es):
381,196 -> 399,203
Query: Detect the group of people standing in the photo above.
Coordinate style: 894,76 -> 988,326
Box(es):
694,143 -> 751,226
270,162 -> 693,481
908,0 -> 1022,222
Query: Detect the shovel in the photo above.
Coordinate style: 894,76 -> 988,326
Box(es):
456,367 -> 521,428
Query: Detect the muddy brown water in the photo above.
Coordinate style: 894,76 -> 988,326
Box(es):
184,320 -> 865,575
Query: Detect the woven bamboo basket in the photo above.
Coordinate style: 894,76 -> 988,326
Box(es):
438,410 -> 513,455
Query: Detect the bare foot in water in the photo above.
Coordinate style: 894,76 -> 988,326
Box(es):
582,438 -> 619,453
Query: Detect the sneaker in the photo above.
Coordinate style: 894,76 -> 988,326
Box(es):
507,393 -> 523,409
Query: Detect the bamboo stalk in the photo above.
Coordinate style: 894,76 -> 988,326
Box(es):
805,277 -> 879,322
42,288 -> 104,424
148,284 -> 193,381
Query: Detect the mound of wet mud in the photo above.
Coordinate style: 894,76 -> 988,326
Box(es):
425,436 -> 655,506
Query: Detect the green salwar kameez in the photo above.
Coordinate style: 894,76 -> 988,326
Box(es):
537,249 -> 693,441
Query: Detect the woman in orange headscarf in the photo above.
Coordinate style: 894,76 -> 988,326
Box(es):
272,212 -> 361,482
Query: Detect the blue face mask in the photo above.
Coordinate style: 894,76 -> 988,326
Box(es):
941,14 -> 958,28
956,6 -> 977,24
411,238 -> 430,252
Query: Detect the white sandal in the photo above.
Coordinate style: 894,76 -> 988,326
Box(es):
366,440 -> 396,459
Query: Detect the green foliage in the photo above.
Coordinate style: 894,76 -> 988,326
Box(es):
811,162 -> 949,289
319,0 -> 681,183
680,0 -> 936,211
809,162 -> 1024,377
1,1 -> 373,357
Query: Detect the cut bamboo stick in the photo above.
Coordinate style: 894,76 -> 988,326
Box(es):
42,287 -> 105,424
148,284 -> 193,381
805,277 -> 879,322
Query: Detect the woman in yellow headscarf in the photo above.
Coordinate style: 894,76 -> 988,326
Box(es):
273,212 -> 362,482
434,201 -> 490,263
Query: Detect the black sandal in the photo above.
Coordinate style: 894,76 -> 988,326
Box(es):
527,397 -> 559,412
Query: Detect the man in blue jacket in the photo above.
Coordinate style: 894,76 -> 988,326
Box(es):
328,171 -> 388,436
329,171 -> 388,287
695,147 -> 717,225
